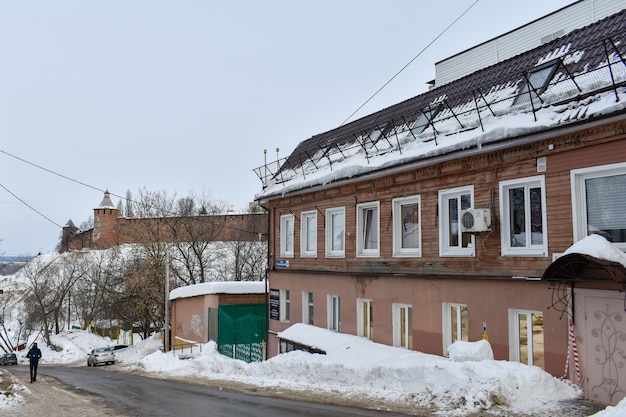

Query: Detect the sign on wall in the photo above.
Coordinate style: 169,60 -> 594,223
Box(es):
269,289 -> 280,320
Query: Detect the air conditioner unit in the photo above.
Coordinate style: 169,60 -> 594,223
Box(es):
460,208 -> 492,233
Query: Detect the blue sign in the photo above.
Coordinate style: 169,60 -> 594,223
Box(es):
275,259 -> 290,268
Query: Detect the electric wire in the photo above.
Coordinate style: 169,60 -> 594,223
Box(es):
0,181 -> 64,228
0,148 -> 264,236
339,0 -> 481,127
2,1 -> 479,238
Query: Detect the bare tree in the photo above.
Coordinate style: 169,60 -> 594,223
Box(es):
222,241 -> 266,281
112,248 -> 168,339
126,188 -> 229,285
79,216 -> 94,231
21,253 -> 90,344
21,257 -> 58,345
219,212 -> 267,281
0,278 -> 29,353
71,249 -> 124,330
125,189 -> 134,218
177,197 -> 194,215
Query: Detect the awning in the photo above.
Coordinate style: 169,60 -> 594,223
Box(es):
542,253 -> 626,283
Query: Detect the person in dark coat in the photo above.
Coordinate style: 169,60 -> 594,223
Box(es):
27,342 -> 42,383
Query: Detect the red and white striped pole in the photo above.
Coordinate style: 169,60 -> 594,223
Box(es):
562,321 -> 581,387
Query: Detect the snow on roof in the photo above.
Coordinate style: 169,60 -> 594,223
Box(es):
169,281 -> 266,301
255,9 -> 626,201
563,234 -> 626,268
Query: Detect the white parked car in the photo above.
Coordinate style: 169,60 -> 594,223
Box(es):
87,347 -> 115,366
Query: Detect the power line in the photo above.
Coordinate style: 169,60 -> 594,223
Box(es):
0,181 -> 64,228
0,148 -> 105,194
0,147 -> 263,236
339,0 -> 480,127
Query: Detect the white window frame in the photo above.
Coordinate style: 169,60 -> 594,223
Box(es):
325,207 -> 345,258
571,162 -> 626,251
356,298 -> 373,340
393,195 -> 421,257
392,303 -> 412,349
438,185 -> 475,256
508,308 -> 544,368
302,291 -> 314,325
499,175 -> 548,256
279,214 -> 294,258
356,201 -> 380,257
442,302 -> 468,356
280,289 -> 290,322
300,210 -> 317,258
327,294 -> 341,332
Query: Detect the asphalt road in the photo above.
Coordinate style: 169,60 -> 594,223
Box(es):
36,366 -> 415,417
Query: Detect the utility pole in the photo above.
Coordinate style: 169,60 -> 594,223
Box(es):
164,251 -> 170,352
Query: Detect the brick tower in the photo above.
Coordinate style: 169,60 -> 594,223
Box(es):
92,190 -> 119,249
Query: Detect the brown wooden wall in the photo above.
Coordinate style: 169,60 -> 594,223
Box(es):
265,119 -> 626,279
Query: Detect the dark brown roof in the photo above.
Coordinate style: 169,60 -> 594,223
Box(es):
265,8 -> 626,189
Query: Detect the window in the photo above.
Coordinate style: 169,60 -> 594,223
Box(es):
327,294 -> 341,332
571,163 -> 626,250
509,309 -> 544,369
280,289 -> 290,322
393,196 -> 421,257
280,214 -> 294,257
356,298 -> 373,340
356,202 -> 380,257
500,176 -> 548,256
439,186 -> 474,256
302,291 -> 314,325
279,339 -> 325,355
392,303 -> 412,349
325,207 -> 345,258
300,211 -> 317,257
513,59 -> 560,106
366,124 -> 387,149
442,303 -> 468,356
411,104 -> 442,135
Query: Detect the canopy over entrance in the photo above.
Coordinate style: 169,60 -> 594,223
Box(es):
542,252 -> 626,283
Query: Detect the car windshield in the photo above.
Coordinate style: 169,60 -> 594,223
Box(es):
95,347 -> 112,353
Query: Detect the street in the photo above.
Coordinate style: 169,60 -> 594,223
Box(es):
26,366 -> 417,417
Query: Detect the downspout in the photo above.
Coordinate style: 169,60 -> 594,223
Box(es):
258,201 -> 272,360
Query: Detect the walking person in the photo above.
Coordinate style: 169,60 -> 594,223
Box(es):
27,342 -> 42,383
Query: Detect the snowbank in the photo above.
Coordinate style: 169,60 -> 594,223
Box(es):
448,339 -> 494,362
0,326 -> 612,416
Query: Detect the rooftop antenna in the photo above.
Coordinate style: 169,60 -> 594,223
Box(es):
275,148 -> 280,182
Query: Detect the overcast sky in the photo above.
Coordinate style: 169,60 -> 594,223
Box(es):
0,0 -> 575,256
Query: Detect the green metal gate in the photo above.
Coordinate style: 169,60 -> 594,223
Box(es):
208,304 -> 267,363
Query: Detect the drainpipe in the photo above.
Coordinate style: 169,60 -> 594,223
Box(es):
258,201 -> 271,360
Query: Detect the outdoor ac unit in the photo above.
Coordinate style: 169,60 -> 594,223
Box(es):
460,208 -> 492,233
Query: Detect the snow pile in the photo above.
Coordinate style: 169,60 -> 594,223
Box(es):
122,325 -> 582,415
0,371 -> 27,410
448,339 -> 494,362
0,325 -> 620,416
564,234 -> 626,268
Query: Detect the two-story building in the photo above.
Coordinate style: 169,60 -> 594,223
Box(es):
255,1 -> 626,405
